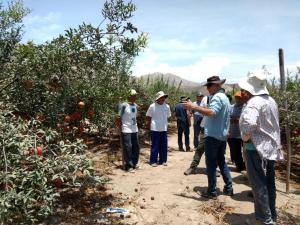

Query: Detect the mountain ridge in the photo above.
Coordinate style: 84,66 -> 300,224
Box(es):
136,72 -> 237,95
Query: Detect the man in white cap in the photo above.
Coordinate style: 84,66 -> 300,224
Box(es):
183,76 -> 232,199
145,91 -> 171,167
117,89 -> 140,172
239,71 -> 283,225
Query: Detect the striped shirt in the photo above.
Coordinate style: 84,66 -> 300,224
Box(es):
229,104 -> 243,138
239,95 -> 283,160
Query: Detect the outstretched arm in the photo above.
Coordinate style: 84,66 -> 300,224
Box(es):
182,101 -> 214,117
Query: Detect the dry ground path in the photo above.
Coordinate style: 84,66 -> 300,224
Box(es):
106,123 -> 300,225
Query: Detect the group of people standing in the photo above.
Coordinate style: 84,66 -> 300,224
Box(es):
117,72 -> 282,225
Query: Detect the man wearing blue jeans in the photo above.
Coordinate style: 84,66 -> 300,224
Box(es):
146,91 -> 171,167
117,89 -> 140,172
239,71 -> 283,225
175,96 -> 191,151
183,76 -> 232,199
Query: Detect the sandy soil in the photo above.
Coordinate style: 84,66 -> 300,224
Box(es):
105,123 -> 300,225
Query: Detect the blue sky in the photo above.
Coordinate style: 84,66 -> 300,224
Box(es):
22,0 -> 300,83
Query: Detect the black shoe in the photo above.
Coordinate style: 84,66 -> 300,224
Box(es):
246,191 -> 253,198
201,191 -> 217,200
223,189 -> 234,196
179,147 -> 184,151
186,146 -> 191,151
184,167 -> 196,175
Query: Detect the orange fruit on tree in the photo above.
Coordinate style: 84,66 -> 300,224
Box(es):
87,110 -> 94,118
36,147 -> 43,156
78,101 -> 85,109
70,111 -> 81,120
64,115 -> 71,123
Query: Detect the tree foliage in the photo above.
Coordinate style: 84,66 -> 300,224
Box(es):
0,0 -> 146,223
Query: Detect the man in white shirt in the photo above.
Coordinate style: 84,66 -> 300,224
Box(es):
146,91 -> 171,167
117,89 -> 140,172
239,71 -> 283,225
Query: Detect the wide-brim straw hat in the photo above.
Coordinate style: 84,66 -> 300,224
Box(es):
155,91 -> 168,101
204,76 -> 226,86
238,70 -> 269,96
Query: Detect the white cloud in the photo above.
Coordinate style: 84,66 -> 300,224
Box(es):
23,12 -> 62,43
132,39 -> 300,84
132,49 -> 231,83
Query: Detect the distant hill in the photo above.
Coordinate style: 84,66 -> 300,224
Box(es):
136,72 -> 237,95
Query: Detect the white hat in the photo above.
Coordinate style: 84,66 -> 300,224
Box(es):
238,70 -> 269,96
129,89 -> 137,96
155,91 -> 168,101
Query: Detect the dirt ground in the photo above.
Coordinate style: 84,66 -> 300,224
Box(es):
103,123 -> 300,225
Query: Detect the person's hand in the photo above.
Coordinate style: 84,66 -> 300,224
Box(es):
144,121 -> 150,130
182,100 -> 193,110
230,117 -> 239,124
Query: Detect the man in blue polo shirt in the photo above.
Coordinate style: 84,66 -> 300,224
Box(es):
183,76 -> 232,199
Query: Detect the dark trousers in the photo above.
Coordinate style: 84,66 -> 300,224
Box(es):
150,131 -> 168,164
122,132 -> 140,169
177,120 -> 190,149
190,132 -> 205,168
193,120 -> 201,148
244,150 -> 276,225
204,136 -> 233,195
227,138 -> 245,171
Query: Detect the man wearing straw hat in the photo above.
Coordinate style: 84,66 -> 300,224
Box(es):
183,76 -> 233,199
117,89 -> 140,172
239,71 -> 283,225
145,91 -> 171,167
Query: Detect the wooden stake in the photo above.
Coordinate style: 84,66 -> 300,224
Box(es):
279,48 -> 292,194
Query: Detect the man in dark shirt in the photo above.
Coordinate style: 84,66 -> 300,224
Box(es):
175,96 -> 191,151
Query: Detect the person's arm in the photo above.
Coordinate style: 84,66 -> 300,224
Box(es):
145,116 -> 151,129
187,110 -> 192,127
145,105 -> 153,129
182,101 -> 214,117
115,103 -> 125,128
239,105 -> 259,142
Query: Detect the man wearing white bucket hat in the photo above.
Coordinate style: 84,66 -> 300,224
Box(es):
146,91 -> 171,167
239,70 -> 283,225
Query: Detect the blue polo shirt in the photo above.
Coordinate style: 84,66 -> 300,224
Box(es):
175,102 -> 189,125
205,89 -> 230,141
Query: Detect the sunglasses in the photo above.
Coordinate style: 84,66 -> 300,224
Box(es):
206,83 -> 214,88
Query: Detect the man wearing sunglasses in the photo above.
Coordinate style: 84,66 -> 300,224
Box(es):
182,76 -> 232,199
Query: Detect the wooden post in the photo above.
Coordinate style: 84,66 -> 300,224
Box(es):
279,48 -> 292,194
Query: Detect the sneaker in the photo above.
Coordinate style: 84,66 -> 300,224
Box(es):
184,167 -> 197,175
150,163 -> 158,167
162,162 -> 168,166
133,165 -> 140,170
127,168 -> 135,173
201,191 -> 217,200
223,189 -> 234,196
